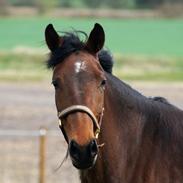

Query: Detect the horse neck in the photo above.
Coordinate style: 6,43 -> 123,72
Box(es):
99,74 -> 146,181
104,73 -> 146,136
80,74 -> 147,183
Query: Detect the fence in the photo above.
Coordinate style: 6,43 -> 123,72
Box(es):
0,129 -> 79,183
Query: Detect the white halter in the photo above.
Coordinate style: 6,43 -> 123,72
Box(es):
58,105 -> 104,139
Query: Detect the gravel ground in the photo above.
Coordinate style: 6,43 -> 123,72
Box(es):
0,81 -> 182,183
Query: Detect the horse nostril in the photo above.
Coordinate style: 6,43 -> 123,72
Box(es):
69,139 -> 98,163
89,139 -> 98,157
69,140 -> 80,160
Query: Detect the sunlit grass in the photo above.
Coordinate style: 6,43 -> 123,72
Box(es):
0,51 -> 51,82
113,54 -> 183,81
0,51 -> 182,82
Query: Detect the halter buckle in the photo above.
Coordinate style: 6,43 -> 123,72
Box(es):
58,119 -> 62,127
95,128 -> 100,139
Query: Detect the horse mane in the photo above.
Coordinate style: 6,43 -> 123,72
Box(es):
47,31 -> 114,74
151,96 -> 171,105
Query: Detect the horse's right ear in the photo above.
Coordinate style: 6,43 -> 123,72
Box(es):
45,24 -> 61,52
86,23 -> 105,54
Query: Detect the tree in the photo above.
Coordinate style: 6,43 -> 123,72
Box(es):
36,0 -> 59,14
60,0 -> 72,8
83,0 -> 103,8
136,0 -> 164,8
105,0 -> 124,9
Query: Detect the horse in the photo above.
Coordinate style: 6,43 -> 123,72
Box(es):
45,23 -> 183,183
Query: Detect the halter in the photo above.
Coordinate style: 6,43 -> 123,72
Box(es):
58,105 -> 104,139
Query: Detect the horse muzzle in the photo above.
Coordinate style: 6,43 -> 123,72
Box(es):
69,139 -> 98,170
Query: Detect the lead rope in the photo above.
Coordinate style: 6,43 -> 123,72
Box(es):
96,107 -> 105,148
95,107 -> 104,139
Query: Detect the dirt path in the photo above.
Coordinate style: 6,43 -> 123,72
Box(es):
0,82 -> 182,183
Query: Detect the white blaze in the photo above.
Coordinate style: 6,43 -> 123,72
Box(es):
74,60 -> 86,73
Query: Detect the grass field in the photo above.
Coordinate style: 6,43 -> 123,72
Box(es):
0,17 -> 183,56
0,17 -> 182,81
0,52 -> 182,82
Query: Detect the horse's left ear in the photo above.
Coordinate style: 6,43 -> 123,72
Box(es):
86,23 -> 105,54
45,24 -> 62,52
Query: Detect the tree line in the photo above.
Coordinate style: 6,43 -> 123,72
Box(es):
0,0 -> 182,15
4,0 -> 183,9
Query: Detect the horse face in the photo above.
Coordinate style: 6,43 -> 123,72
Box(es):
45,23 -> 106,169
53,53 -> 105,169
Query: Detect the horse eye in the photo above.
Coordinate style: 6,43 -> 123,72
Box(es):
52,80 -> 59,89
101,79 -> 106,87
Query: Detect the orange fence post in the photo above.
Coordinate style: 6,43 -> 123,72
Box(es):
39,128 -> 47,183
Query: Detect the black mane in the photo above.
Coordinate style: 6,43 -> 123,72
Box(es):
47,31 -> 113,74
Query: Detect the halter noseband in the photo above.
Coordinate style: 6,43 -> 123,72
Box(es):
58,105 -> 104,139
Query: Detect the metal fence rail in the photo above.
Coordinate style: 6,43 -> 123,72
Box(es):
0,129 -> 59,137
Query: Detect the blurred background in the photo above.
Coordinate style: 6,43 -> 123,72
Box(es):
0,0 -> 183,183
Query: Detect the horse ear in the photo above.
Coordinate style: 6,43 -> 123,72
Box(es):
45,24 -> 61,52
86,23 -> 105,54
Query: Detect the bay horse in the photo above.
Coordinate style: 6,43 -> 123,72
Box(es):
45,23 -> 183,183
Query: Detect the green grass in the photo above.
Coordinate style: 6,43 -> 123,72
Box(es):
0,17 -> 182,81
0,52 -> 182,82
0,52 -> 51,81
114,54 -> 183,81
0,17 -> 183,57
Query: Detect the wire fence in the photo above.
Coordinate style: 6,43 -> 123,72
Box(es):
0,129 -> 79,183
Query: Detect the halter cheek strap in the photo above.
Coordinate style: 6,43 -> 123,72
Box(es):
58,105 -> 104,139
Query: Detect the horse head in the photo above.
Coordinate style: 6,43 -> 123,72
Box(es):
45,23 -> 106,169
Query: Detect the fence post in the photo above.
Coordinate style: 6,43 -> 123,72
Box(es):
39,128 -> 47,183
